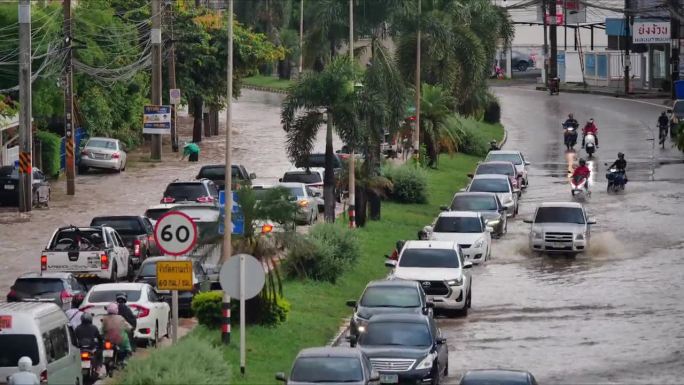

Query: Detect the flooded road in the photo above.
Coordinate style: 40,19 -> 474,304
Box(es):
442,88 -> 684,383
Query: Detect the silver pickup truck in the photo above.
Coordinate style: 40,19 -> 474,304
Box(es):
41,226 -> 131,281
523,202 -> 596,255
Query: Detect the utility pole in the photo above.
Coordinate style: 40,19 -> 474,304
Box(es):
222,0 -> 234,347
543,0 -> 549,86
348,0 -> 355,229
549,0 -> 558,79
18,0 -> 32,213
64,0 -> 75,196
413,0 -> 421,159
624,0 -> 631,94
151,0 -> 162,160
671,0 -> 680,100
168,6 -> 178,152
563,0 -> 567,51
299,0 -> 304,75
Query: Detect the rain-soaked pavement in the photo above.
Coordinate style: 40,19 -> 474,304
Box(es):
0,89 -> 340,294
441,87 -> 684,383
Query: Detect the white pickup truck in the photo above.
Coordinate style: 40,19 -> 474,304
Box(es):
41,226 -> 131,281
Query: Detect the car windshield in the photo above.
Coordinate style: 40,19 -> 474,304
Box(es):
469,179 -> 510,193
399,248 -> 460,268
282,172 -> 321,184
88,289 -> 142,303
90,218 -> 144,235
360,287 -> 421,307
291,357 -> 363,383
139,262 -> 158,277
534,207 -> 585,224
0,166 -> 18,178
0,335 -> 40,367
359,321 -> 432,347
164,183 -> 207,201
477,163 -> 515,176
487,153 -> 522,165
434,217 -> 483,233
49,229 -> 105,251
253,187 -> 274,200
86,139 -> 117,150
13,278 -> 64,295
296,154 -> 341,169
198,166 -> 242,180
451,196 -> 497,211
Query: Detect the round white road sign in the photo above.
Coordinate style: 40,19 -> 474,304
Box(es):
154,211 -> 198,256
219,254 -> 265,300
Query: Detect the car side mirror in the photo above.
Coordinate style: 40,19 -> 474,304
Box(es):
370,371 -> 380,382
426,301 -> 435,308
587,219 -> 597,225
275,372 -> 287,382
523,218 -> 532,223
278,178 -> 283,182
436,337 -> 447,345
467,173 -> 474,178
249,173 -> 257,179
463,261 -> 473,269
385,259 -> 397,268
501,206 -> 508,211
667,109 -> 673,113
346,300 -> 357,308
459,188 -> 466,192
439,205 -> 449,211
525,161 -> 531,165
346,334 -> 358,347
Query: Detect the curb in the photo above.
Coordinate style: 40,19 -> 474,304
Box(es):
498,128 -> 508,149
534,86 -> 669,100
242,84 -> 289,94
328,317 -> 351,347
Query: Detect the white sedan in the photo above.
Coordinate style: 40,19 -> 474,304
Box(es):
80,282 -> 170,346
423,211 -> 492,264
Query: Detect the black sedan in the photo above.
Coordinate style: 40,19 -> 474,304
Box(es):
459,370 -> 538,385
346,280 -> 433,338
0,166 -> 48,206
276,347 -> 378,385
352,313 -> 448,385
447,192 -> 508,238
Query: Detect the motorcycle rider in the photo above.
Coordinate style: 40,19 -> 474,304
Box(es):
582,118 -> 599,148
7,357 -> 39,385
65,295 -> 84,329
101,303 -> 133,361
563,114 -> 579,148
608,152 -> 627,172
75,313 -> 103,375
571,158 -> 591,193
489,140 -> 500,151
115,292 -> 137,352
658,111 -> 669,141
563,113 -> 579,129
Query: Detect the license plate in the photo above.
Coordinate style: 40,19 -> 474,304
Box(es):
103,349 -> 114,358
550,242 -> 568,248
4,184 -> 14,190
81,361 -> 91,369
380,374 -> 399,384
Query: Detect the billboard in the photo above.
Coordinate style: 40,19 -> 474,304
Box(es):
537,0 -> 587,24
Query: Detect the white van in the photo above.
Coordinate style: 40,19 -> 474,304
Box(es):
0,302 -> 82,385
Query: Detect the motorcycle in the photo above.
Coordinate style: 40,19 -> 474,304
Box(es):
584,133 -> 597,158
563,125 -> 578,150
80,345 -> 99,384
570,175 -> 589,199
659,124 -> 668,149
606,168 -> 626,193
102,340 -> 125,377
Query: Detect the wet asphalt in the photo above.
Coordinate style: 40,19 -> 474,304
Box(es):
441,87 -> 684,384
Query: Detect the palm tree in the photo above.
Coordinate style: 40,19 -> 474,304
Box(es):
419,84 -> 464,166
282,56 -> 357,222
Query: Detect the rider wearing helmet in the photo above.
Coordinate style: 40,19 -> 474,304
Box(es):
101,303 -> 133,359
563,113 -> 579,129
582,118 -> 599,147
116,292 -> 137,351
75,313 -> 102,348
608,152 -> 627,172
572,158 -> 591,192
8,357 -> 39,385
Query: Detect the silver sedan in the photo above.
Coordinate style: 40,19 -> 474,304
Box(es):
79,137 -> 127,173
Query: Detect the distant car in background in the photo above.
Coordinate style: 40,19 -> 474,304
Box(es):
512,51 -> 535,72
79,137 -> 127,173
195,164 -> 255,191
6,272 -> 87,311
0,166 -> 49,207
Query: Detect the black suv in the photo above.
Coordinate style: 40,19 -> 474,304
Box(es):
161,180 -> 219,204
196,164 -> 255,191
7,272 -> 87,311
0,166 -> 48,206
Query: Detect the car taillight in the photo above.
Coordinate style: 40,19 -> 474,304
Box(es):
130,304 -> 150,318
161,197 -> 176,203
261,224 -> 274,234
100,254 -> 109,270
133,239 -> 141,257
81,150 -> 88,156
104,341 -> 113,350
7,289 -> 17,300
40,370 -> 47,384
111,152 -> 120,159
298,200 -> 309,207
40,255 -> 47,271
196,196 -> 214,203
81,351 -> 91,360
60,290 -> 72,302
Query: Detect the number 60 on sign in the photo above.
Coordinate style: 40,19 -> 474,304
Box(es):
153,211 -> 198,256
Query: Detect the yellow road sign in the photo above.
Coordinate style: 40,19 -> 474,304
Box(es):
156,261 -> 193,291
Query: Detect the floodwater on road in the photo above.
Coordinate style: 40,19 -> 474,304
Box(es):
441,88 -> 684,383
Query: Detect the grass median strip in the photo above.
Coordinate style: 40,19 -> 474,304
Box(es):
243,75 -> 293,91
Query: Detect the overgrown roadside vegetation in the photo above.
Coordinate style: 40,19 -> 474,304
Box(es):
243,74 -> 293,91
115,122 -> 502,385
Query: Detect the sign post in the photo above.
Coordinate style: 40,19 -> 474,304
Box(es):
143,105 -> 172,135
153,211 -> 198,344
219,254 -> 265,375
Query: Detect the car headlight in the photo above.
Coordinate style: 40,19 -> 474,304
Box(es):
473,239 -> 485,248
487,219 -> 500,226
447,277 -> 463,286
533,230 -> 543,239
414,353 -> 436,370
575,233 -> 585,240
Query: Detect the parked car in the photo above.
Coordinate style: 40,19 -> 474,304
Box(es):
276,347 -> 379,385
195,164 -> 256,191
459,370 -> 538,385
351,313 -> 448,385
280,168 -> 325,206
523,202 -> 596,255
295,152 -> 342,173
0,302 -> 83,385
423,211 -> 492,264
485,150 -> 530,188
447,192 -> 507,237
79,137 -> 127,173
6,272 -> 87,311
41,226 -> 131,282
134,256 -> 209,315
346,280 -> 433,338
466,174 -> 518,216
512,51 -> 535,72
386,240 -> 472,316
277,182 -> 319,225
161,180 -> 219,204
80,282 -> 170,346
471,161 -> 521,196
90,216 -> 158,266
0,166 -> 49,207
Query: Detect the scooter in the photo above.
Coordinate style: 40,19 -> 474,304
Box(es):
563,125 -> 578,150
606,168 -> 626,193
570,175 -> 590,199
80,345 -> 100,384
102,340 -> 125,377
584,133 -> 597,158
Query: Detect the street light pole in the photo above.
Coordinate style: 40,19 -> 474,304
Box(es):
151,0 -> 162,160
64,0 -> 76,196
299,0 -> 304,75
413,0 -> 421,160
222,0 -> 234,346
348,0 -> 355,228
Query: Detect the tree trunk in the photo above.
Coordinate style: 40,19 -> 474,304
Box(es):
323,111 -> 336,222
203,111 -> 211,137
368,190 -> 381,221
425,137 -> 438,167
355,185 -> 367,227
192,96 -> 203,143
211,108 -> 219,136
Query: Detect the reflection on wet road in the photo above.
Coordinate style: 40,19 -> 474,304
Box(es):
442,88 -> 684,384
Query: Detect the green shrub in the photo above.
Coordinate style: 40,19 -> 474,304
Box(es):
229,292 -> 291,326
282,237 -> 344,283
191,291 -> 222,328
384,165 -> 428,203
116,331 -> 230,385
309,223 -> 361,266
35,130 -> 61,178
483,99 -> 501,124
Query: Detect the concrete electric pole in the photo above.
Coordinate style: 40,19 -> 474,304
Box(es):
18,0 -> 32,213
151,0 -> 163,160
671,0 -> 680,99
549,0 -> 558,79
64,0 -> 76,196
413,0 -> 421,159
348,0 -> 355,228
222,0 -> 234,346
299,0 -> 304,75
168,6 -> 179,152
624,0 -> 631,94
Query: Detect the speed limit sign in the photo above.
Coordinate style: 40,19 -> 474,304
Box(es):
154,211 -> 198,256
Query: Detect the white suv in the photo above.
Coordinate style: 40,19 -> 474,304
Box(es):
423,211 -> 492,264
386,241 -> 472,316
